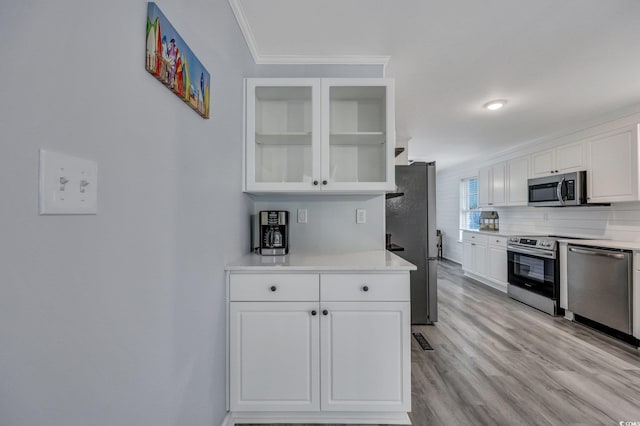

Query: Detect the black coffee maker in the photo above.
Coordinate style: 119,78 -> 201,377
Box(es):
252,210 -> 289,255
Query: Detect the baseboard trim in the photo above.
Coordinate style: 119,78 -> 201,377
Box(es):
228,411 -> 411,425
219,412 -> 234,426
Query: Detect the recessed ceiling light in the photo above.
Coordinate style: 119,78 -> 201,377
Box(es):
483,99 -> 507,111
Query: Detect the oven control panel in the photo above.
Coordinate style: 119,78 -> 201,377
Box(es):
508,236 -> 557,250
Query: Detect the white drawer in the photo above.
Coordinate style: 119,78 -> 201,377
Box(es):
321,273 -> 410,302
488,236 -> 507,248
230,274 -> 319,301
462,232 -> 488,245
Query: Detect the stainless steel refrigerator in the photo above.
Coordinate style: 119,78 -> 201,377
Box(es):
385,162 -> 438,325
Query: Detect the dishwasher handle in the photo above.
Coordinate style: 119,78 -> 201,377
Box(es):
568,246 -> 627,260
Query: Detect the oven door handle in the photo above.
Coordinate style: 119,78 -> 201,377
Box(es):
507,245 -> 556,259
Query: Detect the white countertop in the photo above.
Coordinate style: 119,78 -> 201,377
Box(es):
226,250 -> 418,272
558,239 -> 640,251
463,229 -> 528,237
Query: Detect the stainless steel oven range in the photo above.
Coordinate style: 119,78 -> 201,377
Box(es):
507,236 -> 560,316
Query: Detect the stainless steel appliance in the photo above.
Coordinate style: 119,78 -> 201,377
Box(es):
252,211 -> 289,255
507,236 -> 560,316
567,245 -> 632,334
385,162 -> 438,325
528,171 -> 587,207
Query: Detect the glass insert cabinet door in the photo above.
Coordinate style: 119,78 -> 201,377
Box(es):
246,79 -> 321,191
322,79 -> 395,191
245,78 -> 395,193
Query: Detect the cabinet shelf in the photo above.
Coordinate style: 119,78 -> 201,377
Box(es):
386,243 -> 405,252
256,132 -> 312,145
330,132 -> 386,145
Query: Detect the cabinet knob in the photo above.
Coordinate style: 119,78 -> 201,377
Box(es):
362,285 -> 369,292
270,285 -> 277,292
322,309 -> 328,316
555,170 -> 559,173
313,180 -> 318,186
311,310 -> 317,316
322,180 -> 328,185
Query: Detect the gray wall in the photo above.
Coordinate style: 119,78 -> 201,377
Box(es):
0,1 -> 382,426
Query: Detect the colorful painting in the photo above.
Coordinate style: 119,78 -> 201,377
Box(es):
146,2 -> 210,119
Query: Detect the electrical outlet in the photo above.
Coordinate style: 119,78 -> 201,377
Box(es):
356,208 -> 367,224
297,208 -> 307,224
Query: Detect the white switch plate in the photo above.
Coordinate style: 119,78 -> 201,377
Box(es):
39,150 -> 98,215
297,208 -> 307,224
356,208 -> 366,224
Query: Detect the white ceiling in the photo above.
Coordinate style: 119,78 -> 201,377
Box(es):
231,0 -> 640,169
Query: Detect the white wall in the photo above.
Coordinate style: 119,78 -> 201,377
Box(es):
0,1 -> 382,426
437,109 -> 640,263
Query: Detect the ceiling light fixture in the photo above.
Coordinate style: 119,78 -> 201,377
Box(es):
483,99 -> 507,111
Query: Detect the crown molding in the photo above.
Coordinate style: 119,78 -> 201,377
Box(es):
228,0 -> 261,63
228,0 -> 390,74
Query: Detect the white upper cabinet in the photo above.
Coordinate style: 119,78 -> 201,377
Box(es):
244,78 -> 395,194
478,162 -> 506,207
246,79 -> 321,192
586,124 -> 640,203
531,141 -> 585,177
506,156 -> 530,206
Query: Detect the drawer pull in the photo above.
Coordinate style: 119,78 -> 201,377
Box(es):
269,285 -> 277,292
362,285 -> 369,292
322,309 -> 328,316
496,240 -> 500,243
311,310 -> 317,316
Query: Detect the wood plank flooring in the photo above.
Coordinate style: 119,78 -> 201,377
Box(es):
246,260 -> 640,426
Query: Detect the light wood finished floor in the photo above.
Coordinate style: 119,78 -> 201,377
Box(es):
246,260 -> 640,426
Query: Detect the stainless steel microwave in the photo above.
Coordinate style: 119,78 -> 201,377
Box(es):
528,171 -> 587,207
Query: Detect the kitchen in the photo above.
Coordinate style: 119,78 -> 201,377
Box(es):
2,1 -> 640,426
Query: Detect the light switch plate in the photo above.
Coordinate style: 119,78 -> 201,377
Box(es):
39,150 -> 98,215
356,208 -> 367,224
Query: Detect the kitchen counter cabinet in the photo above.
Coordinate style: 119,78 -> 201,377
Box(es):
225,251 -> 414,425
462,231 -> 508,292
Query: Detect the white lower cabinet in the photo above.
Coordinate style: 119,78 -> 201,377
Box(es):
462,232 -> 487,276
462,231 -> 508,292
320,301 -> 410,412
487,243 -> 508,284
228,271 -> 411,423
229,301 -> 320,412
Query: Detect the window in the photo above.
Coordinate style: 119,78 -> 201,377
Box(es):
460,177 -> 480,239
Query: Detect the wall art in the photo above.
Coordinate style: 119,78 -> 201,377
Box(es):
146,2 -> 210,119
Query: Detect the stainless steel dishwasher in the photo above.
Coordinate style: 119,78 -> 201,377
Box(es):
567,245 -> 632,334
